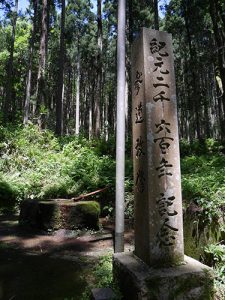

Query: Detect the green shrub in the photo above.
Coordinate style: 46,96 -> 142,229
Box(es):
180,138 -> 225,157
40,177 -> 74,199
203,244 -> 225,267
63,145 -> 115,192
124,192 -> 134,219
93,254 -> 113,287
0,124 -> 117,209
181,154 -> 225,223
0,178 -> 17,210
90,136 -> 116,157
203,243 -> 225,297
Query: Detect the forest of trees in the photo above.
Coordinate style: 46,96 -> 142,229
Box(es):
0,0 -> 224,141
0,2 -> 225,297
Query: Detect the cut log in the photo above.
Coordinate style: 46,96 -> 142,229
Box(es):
72,186 -> 110,202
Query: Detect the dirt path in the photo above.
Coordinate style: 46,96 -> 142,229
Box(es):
0,215 -> 134,300
0,215 -> 134,255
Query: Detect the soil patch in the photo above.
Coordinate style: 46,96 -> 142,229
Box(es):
0,214 -> 134,300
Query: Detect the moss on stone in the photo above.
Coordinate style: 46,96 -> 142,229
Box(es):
76,201 -> 100,215
68,201 -> 100,230
19,199 -> 100,230
19,199 -> 41,227
146,272 -> 214,300
113,252 -> 215,300
39,201 -> 62,229
146,277 -> 161,299
150,253 -> 185,269
183,213 -> 218,260
144,255 -> 215,300
168,273 -> 214,300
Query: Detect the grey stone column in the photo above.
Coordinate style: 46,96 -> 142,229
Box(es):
132,28 -> 184,267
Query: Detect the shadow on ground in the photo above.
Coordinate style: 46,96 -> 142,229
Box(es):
0,214 -> 134,300
0,247 -> 87,300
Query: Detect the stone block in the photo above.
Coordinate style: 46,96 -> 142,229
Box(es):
113,252 -> 215,300
19,199 -> 100,230
91,287 -> 116,300
132,28 -> 184,267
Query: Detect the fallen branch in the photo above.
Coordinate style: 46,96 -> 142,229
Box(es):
72,186 -> 110,202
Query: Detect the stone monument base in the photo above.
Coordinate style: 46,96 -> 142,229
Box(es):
113,253 -> 214,300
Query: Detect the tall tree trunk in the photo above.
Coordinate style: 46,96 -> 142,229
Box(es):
55,0 -> 65,135
105,95 -> 109,141
4,0 -> 18,123
184,2 -> 201,140
127,0 -> 133,140
89,77 -> 95,139
94,0 -> 103,137
209,0 -> 225,139
24,0 -> 38,124
75,50 -> 80,135
89,97 -> 93,140
128,0 -> 133,44
65,65 -> 72,134
153,0 -> 159,30
34,0 -> 48,115
216,0 -> 225,32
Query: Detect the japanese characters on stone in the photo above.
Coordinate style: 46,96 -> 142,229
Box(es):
134,70 -> 146,194
150,37 -> 179,247
132,29 -> 184,267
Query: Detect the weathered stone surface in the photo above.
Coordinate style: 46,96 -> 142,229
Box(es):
38,200 -> 62,229
19,199 -> 100,230
132,28 -> 184,267
113,252 -> 215,300
114,28 -> 215,300
91,287 -> 116,300
19,199 -> 41,227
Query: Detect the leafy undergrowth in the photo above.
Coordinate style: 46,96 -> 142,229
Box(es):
0,124 -> 116,211
180,140 -> 225,297
1,126 -> 225,296
203,243 -> 225,299
181,154 -> 225,226
80,253 -> 122,300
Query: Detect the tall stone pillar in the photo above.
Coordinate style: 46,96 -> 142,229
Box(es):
113,28 -> 214,300
132,28 -> 184,267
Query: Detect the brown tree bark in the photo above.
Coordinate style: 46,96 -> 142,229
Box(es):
94,0 -> 103,137
153,0 -> 159,30
4,0 -> 18,123
184,2 -> 202,140
209,0 -> 225,139
34,0 -> 48,115
55,0 -> 65,135
128,0 -> 133,44
24,0 -> 38,124
75,49 -> 80,135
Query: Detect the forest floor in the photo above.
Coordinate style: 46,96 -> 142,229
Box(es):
0,214 -> 134,300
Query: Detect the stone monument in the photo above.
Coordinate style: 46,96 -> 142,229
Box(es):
113,28 -> 214,300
